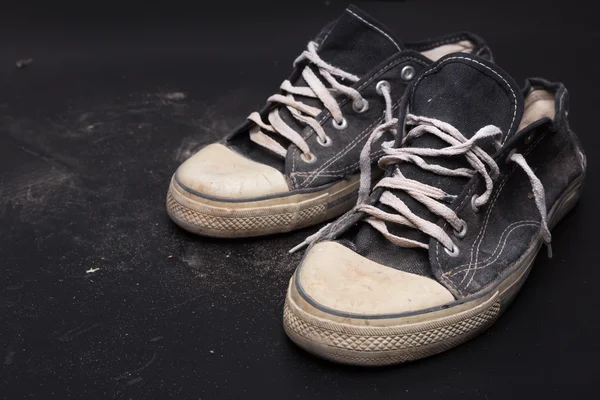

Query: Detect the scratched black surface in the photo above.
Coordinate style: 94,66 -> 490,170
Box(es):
0,0 -> 598,398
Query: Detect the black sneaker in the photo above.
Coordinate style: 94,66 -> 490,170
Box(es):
283,53 -> 587,365
166,5 -> 492,238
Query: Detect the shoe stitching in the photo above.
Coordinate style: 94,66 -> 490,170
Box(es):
292,149 -> 385,176
345,9 -> 402,52
462,133 -> 547,288
434,133 -> 546,293
410,56 -> 518,143
450,220 -> 541,272
451,221 -> 540,278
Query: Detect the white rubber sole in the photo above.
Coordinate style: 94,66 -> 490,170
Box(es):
166,173 -> 360,238
283,176 -> 585,366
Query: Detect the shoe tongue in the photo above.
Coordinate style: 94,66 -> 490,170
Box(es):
315,5 -> 403,76
341,55 -> 525,276
394,54 -> 525,201
406,54 -> 524,147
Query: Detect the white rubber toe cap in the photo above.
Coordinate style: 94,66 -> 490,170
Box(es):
175,143 -> 290,199
296,241 -> 455,316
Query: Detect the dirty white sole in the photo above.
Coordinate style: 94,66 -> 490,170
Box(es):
166,173 -> 360,238
283,175 -> 585,366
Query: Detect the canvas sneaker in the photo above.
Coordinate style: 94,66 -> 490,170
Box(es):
166,5 -> 492,237
283,53 -> 587,366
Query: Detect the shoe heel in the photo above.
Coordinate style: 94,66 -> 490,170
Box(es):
548,173 -> 585,230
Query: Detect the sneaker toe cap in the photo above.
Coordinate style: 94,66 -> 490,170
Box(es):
295,241 -> 454,316
175,143 -> 289,199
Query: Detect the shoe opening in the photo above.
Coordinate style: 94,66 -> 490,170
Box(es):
518,89 -> 556,131
420,40 -> 475,61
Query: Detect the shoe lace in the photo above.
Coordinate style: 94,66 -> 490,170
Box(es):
289,82 -> 396,253
357,114 -> 552,257
290,113 -> 553,258
247,41 -> 367,160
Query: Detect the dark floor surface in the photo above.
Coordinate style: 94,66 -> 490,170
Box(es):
1,0 -> 598,398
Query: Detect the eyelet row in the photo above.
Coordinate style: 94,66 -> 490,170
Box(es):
444,220 -> 468,257
301,65 -> 416,164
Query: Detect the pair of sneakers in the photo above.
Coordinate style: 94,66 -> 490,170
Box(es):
166,6 -> 586,366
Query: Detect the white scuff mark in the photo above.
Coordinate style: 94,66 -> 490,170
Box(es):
162,92 -> 186,101
86,267 -> 100,274
16,58 -> 33,68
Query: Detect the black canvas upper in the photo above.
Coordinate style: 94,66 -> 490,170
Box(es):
313,6 -> 404,76
227,5 -> 403,174
325,54 -> 586,298
224,5 -> 492,193
340,54 -> 525,277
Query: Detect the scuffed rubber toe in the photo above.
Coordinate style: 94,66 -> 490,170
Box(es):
294,241 -> 454,316
175,143 -> 289,199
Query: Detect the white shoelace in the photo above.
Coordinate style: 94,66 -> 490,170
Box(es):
291,113 -> 552,258
359,114 -> 552,256
289,83 -> 396,254
247,41 -> 368,159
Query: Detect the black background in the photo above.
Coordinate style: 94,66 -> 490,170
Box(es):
1,0 -> 598,398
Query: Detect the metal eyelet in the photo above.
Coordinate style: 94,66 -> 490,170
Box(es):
453,221 -> 468,239
471,194 -> 480,212
300,152 -> 317,163
376,80 -> 391,96
525,134 -> 534,144
332,117 -> 347,130
352,98 -> 369,114
401,65 -> 416,81
444,242 -> 460,257
317,135 -> 333,147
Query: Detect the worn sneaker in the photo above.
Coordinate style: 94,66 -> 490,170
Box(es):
283,53 -> 587,365
166,5 -> 492,237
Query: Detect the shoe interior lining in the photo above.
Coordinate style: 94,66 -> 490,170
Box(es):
420,40 -> 475,61
518,89 -> 556,131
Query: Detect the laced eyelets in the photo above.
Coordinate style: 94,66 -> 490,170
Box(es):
471,194 -> 480,212
352,98 -> 369,114
317,135 -> 333,147
444,242 -> 460,257
401,65 -> 416,81
453,221 -> 468,239
332,117 -> 348,130
376,80 -> 391,96
300,152 -> 317,163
